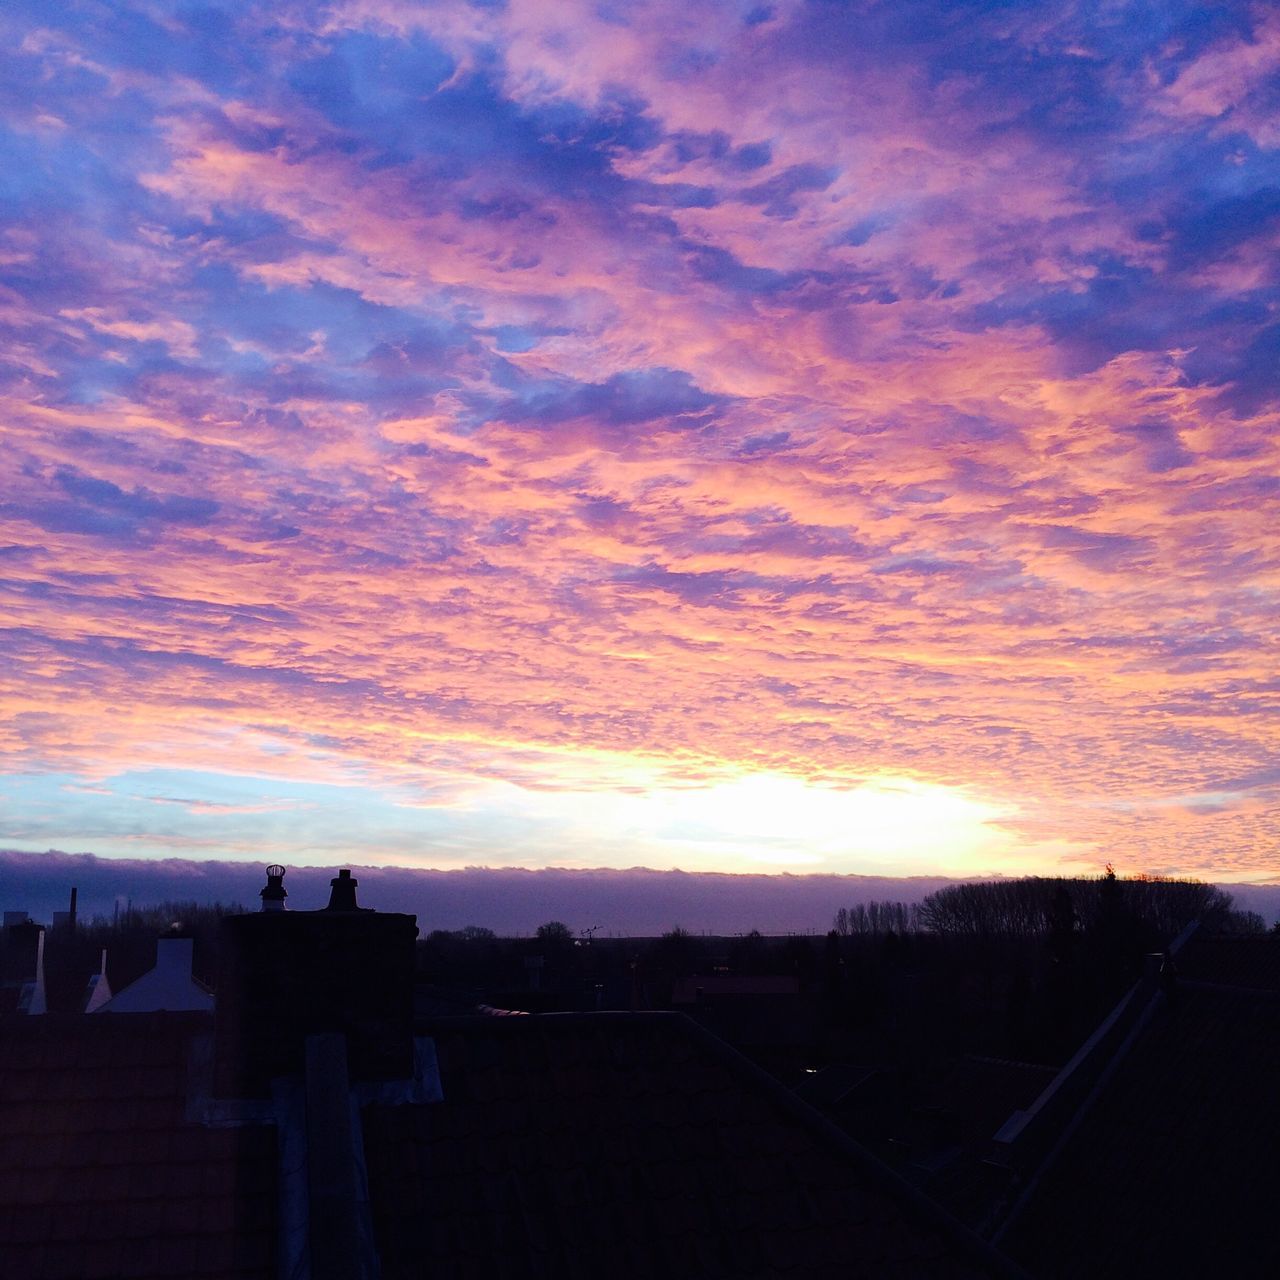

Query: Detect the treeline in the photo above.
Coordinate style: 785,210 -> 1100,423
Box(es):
59,899 -> 244,991
85,899 -> 246,935
834,872 -> 1265,944
832,901 -> 917,936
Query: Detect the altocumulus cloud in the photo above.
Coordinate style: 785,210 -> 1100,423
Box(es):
1,1 -> 1280,879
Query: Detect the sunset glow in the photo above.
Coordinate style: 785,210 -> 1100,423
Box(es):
3,1 -> 1280,880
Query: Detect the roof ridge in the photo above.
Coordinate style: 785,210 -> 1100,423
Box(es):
671,1013 -> 1030,1280
1177,978 -> 1280,998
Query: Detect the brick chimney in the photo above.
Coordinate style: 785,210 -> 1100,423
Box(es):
214,867 -> 418,1097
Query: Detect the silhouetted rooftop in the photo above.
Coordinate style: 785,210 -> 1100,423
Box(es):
671,975 -> 801,1002
0,1008 -> 1022,1279
1171,930 -> 1280,991
365,1012 -> 1019,1279
0,1013 -> 275,1279
1003,981 -> 1280,1277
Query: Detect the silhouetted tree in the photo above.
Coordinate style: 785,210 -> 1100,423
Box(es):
1218,909 -> 1266,935
784,935 -> 816,981
1091,862 -> 1137,996
1046,884 -> 1079,967
1005,969 -> 1032,1058
919,872 -> 1230,947
1044,884 -> 1081,1053
535,921 -> 573,946
54,899 -> 245,993
841,900 -> 914,936
728,928 -> 768,974
650,925 -> 706,975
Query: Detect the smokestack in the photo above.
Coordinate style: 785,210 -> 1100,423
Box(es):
52,886 -> 78,932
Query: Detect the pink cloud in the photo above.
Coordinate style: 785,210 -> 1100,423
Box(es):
3,0 -> 1280,878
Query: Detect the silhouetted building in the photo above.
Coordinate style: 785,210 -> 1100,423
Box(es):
994,924 -> 1280,1276
0,916 -> 46,1016
672,972 -> 814,1078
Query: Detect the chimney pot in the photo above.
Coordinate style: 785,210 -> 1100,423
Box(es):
325,869 -> 366,913
261,865 -> 288,912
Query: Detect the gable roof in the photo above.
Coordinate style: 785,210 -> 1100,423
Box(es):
364,1012 -> 1022,1279
672,975 -> 801,1001
1001,979 -> 1280,1277
0,1013 -> 276,1280
1171,930 -> 1280,991
1,1008 -> 1022,1279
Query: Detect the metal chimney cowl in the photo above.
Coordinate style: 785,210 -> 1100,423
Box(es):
324,869 -> 368,913
260,865 -> 288,912
214,868 -> 418,1098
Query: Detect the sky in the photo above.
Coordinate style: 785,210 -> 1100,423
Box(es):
2,1 -> 1280,884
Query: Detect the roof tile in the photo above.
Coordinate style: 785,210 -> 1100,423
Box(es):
1007,983 -> 1280,1278
360,1013 -> 1005,1280
35,1237 -> 89,1280
3,1008 -> 1007,1280
0,1013 -> 276,1279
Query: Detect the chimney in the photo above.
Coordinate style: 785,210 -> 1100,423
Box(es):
260,865 -> 288,912
53,886 -> 79,931
21,928 -> 48,1015
215,868 -> 418,1097
324,868 -> 368,912
84,948 -> 112,1013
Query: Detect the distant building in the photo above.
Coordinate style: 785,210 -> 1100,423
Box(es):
0,915 -> 46,1016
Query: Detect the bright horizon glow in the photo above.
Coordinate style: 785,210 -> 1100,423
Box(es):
518,772 -> 1016,870
3,2 -> 1280,881
3,760 -> 1089,879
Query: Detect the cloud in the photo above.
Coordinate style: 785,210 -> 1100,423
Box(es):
1,0 -> 1279,879
0,847 -> 1044,934
494,367 -> 728,434
6,847 -> 1278,934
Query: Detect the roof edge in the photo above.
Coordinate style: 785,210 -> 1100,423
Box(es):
411,1009 -> 1028,1279
671,1012 -> 1032,1280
